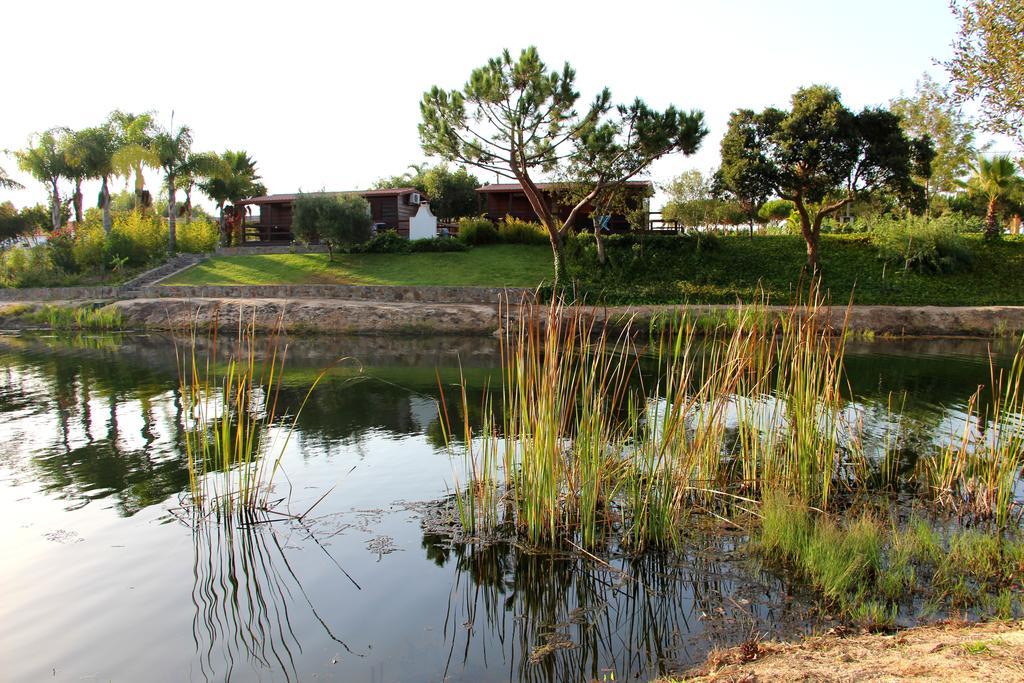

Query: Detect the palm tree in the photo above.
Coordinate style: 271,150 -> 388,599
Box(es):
14,128 -> 70,231
151,124 -> 218,255
199,150 -> 266,244
964,154 -> 1024,240
177,152 -> 221,224
64,125 -> 119,233
109,110 -> 158,211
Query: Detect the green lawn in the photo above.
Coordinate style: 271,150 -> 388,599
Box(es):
162,245 -> 553,287
163,237 -> 1024,306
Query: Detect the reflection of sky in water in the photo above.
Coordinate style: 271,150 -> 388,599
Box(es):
0,332 -> 1019,681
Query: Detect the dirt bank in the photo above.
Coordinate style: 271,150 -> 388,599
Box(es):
2,298 -> 1024,338
674,620 -> 1024,682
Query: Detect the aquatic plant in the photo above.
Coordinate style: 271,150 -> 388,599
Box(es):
442,294 -> 1023,550
19,303 -> 125,331
177,314 -> 329,520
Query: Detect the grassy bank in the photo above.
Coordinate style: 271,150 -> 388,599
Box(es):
161,235 -> 1024,306
161,245 -> 552,287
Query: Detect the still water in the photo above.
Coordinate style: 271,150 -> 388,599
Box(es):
0,332 -> 1016,681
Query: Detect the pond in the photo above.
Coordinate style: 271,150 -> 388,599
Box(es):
0,331 -> 1019,682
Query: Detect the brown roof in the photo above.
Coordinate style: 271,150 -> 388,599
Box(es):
241,187 -> 422,205
476,180 -> 653,193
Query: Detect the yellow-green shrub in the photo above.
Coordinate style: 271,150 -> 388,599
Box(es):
497,215 -> 549,245
177,217 -> 219,253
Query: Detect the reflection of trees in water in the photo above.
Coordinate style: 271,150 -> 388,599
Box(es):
424,533 -> 815,681
189,519 -> 362,682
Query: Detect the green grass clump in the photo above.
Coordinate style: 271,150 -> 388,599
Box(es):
20,304 -> 125,331
756,498 -> 1024,628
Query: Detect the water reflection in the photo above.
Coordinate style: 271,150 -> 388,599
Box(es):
424,529 -> 821,681
189,518 -> 363,682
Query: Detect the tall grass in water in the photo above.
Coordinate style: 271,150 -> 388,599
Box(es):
442,294 -> 861,549
920,334 -> 1024,527
177,316 -> 327,520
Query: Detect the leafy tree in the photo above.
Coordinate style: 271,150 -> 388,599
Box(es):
109,111 -> 158,210
663,169 -> 712,204
944,0 -> 1024,148
291,192 -> 372,259
962,154 -> 1024,238
419,46 -> 707,283
890,73 -> 979,207
0,201 -> 28,244
14,128 -> 70,231
0,165 -> 23,190
374,163 -> 480,220
199,150 -> 266,244
759,198 -> 795,223
719,85 -> 922,270
716,109 -> 776,235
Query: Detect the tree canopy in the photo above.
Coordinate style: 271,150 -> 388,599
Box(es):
944,0 -> 1024,149
291,193 -> 372,258
719,85 -> 927,269
419,46 -> 707,281
374,163 -> 480,220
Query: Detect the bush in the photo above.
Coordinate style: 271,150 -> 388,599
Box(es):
0,244 -> 65,287
497,216 -> 548,245
351,229 -> 410,253
870,214 -> 975,274
410,236 -> 468,252
177,218 -> 219,253
457,217 -> 499,245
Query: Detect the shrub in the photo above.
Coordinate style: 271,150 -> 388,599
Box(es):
177,218 -> 219,253
410,236 -> 468,252
292,192 -> 372,257
352,229 -> 410,253
457,217 -> 499,245
870,214 -> 975,274
0,244 -> 64,287
497,216 -> 548,245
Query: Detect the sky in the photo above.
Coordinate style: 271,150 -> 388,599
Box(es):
1,0 -> 971,211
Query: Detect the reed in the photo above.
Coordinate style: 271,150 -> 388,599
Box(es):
442,294 -> 1023,550
177,314 -> 328,520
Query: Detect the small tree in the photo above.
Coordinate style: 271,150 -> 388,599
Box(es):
720,86 -> 924,271
199,150 -> 266,245
420,46 -> 707,283
62,125 -> 119,233
291,193 -> 372,259
715,110 -> 775,236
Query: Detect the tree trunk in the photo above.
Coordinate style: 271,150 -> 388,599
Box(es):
72,178 -> 84,224
985,196 -> 1000,240
593,222 -> 606,266
218,202 -> 228,246
167,176 -> 177,256
548,229 -> 566,287
101,176 -> 112,235
794,198 -> 820,273
50,179 -> 61,231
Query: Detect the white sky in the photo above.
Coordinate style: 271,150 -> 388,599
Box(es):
0,0 -> 986,211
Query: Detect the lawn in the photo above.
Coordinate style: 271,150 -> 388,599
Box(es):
162,245 -> 553,287
162,237 -> 1024,307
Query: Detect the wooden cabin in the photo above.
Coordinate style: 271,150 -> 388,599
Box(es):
238,187 -> 428,244
477,181 -> 653,231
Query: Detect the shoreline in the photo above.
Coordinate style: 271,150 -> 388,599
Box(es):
2,296 -> 1024,338
673,619 -> 1024,682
